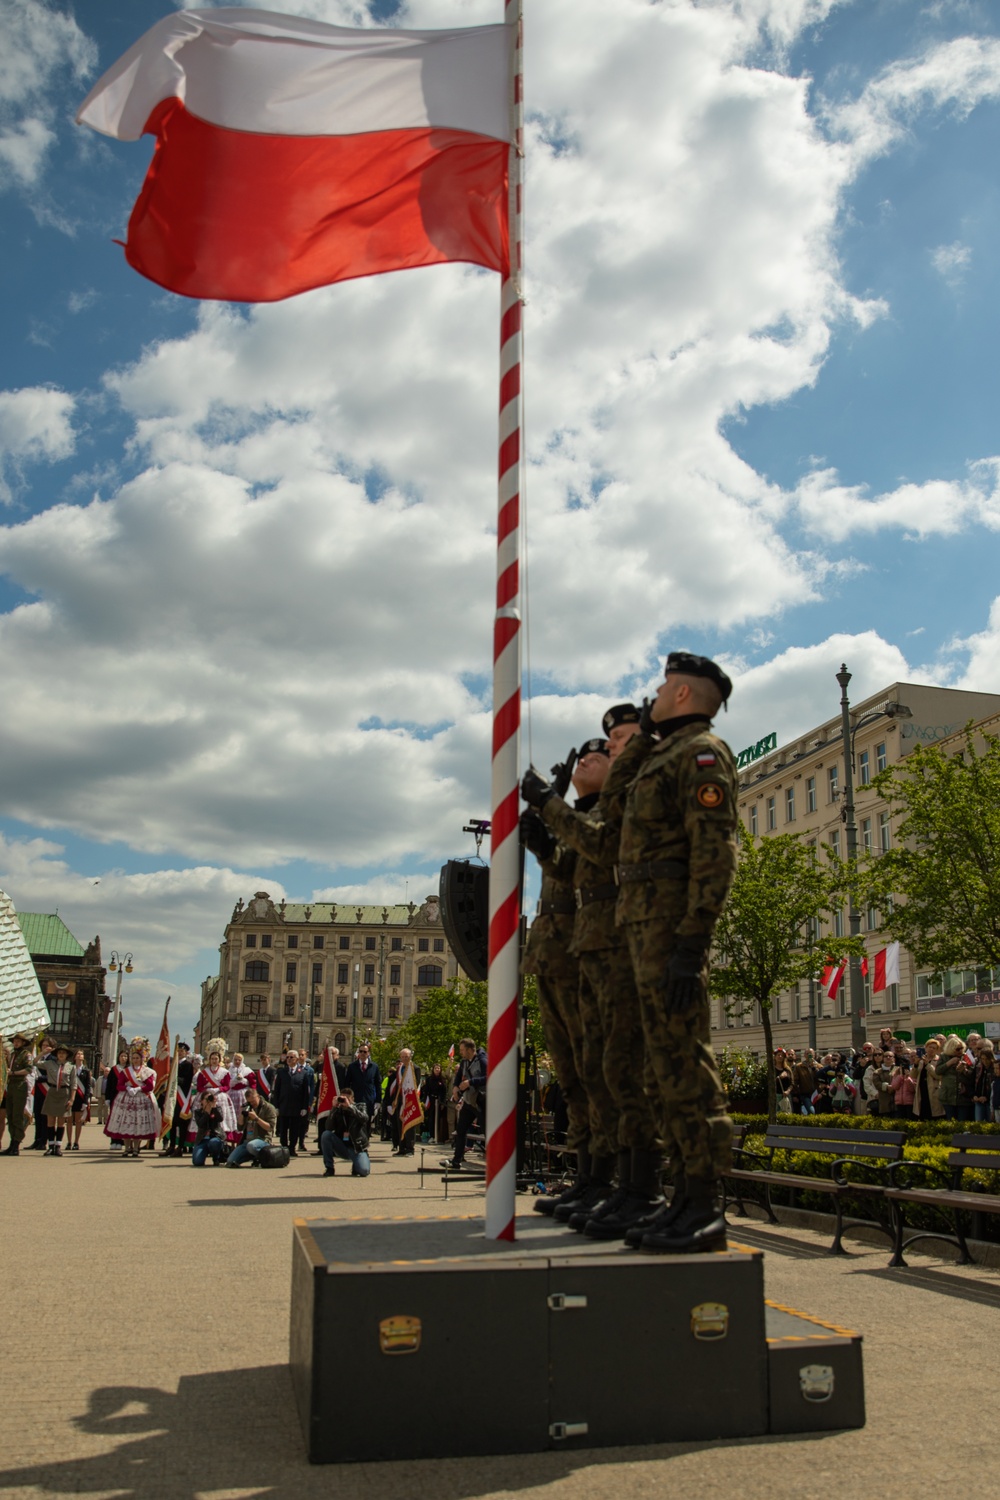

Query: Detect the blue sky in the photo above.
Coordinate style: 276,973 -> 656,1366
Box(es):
2,0 -> 1000,1041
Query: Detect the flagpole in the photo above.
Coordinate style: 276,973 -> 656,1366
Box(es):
485,0 -> 524,1243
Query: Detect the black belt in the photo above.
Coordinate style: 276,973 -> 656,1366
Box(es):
537,896 -> 574,916
574,882 -> 618,909
615,859 -> 688,883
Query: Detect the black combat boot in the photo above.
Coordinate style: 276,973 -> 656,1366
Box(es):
535,1146 -> 591,1216
585,1148 -> 664,1240
641,1176 -> 727,1254
623,1169 -> 685,1247
554,1152 -> 615,1222
569,1150 -> 630,1230
2,1141 -> 20,1156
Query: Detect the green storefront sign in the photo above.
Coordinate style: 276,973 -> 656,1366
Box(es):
736,731 -> 777,770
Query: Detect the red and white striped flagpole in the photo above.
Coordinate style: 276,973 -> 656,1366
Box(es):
485,0 -> 524,1242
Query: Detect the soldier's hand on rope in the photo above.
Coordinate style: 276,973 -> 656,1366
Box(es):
664,940 -> 709,1011
519,809 -> 556,861
639,696 -> 658,737
521,766 -> 555,810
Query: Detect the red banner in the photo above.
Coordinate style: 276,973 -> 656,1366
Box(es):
316,1047 -> 341,1118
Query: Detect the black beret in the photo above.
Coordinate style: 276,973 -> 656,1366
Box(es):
602,703 -> 640,736
664,651 -> 733,705
579,737 -> 609,758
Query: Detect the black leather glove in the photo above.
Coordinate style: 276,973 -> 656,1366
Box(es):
519,810 -> 556,861
664,941 -> 709,1011
521,766 -> 554,810
639,696 -> 657,737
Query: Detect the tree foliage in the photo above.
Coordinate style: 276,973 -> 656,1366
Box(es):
711,829 -> 857,1120
863,727 -> 1000,972
370,975 -> 543,1074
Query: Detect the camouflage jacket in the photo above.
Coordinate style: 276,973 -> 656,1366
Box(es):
541,734 -> 654,954
616,720 -> 738,943
521,843 -> 577,976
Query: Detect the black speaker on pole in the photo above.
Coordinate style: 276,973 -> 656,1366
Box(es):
439,860 -> 490,982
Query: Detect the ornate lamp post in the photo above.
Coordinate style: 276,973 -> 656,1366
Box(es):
105,951 -> 134,1067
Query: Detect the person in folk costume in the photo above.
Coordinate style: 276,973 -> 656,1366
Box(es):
30,1037 -> 55,1150
194,1040 -> 239,1142
42,1042 -> 78,1156
68,1049 -> 92,1151
104,1038 -> 161,1157
2,1031 -> 35,1155
105,1046 -> 131,1151
227,1051 -> 254,1123
164,1043 -> 194,1156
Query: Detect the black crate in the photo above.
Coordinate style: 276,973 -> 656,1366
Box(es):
765,1301 -> 865,1434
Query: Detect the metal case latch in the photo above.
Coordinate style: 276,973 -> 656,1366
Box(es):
549,1422 -> 589,1440
547,1293 -> 588,1311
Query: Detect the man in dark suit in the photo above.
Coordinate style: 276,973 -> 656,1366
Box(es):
272,1048 -> 312,1156
345,1045 -> 382,1122
164,1043 -> 194,1155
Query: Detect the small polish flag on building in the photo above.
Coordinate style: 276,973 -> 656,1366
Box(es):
872,942 -> 901,994
76,7 -> 511,302
821,961 -> 847,1001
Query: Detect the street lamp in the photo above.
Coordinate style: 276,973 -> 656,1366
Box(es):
835,665 -> 912,1052
105,951 -> 134,1067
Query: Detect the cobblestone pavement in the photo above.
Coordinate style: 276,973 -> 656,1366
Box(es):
2,1131 -> 998,1499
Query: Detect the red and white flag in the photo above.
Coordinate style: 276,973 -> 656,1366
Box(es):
448,1043 -> 455,1060
153,998 -> 171,1088
159,1036 -> 180,1139
821,961 -> 847,1001
316,1046 -> 341,1119
76,8 -> 510,302
399,1058 -> 424,1140
872,942 -> 900,994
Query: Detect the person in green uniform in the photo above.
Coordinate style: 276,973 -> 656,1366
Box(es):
2,1032 -> 34,1156
616,651 -> 738,1254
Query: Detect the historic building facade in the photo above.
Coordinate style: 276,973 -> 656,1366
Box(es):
716,680 -> 1000,1056
197,892 -> 461,1059
15,912 -> 109,1065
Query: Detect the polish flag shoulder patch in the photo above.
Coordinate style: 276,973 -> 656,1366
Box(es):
695,752 -> 718,768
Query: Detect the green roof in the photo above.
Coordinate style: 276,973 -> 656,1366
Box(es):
17,912 -> 86,960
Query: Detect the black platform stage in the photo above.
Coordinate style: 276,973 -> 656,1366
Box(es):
290,1215 -> 864,1463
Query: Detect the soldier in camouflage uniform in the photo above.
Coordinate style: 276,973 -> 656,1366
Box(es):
531,706 -> 668,1239
520,742 -> 614,1216
616,652 -> 738,1254
2,1032 -> 34,1155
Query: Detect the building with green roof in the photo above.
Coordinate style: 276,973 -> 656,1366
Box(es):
16,911 -> 108,1064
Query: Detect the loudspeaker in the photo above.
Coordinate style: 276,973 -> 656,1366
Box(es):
439,860 -> 489,982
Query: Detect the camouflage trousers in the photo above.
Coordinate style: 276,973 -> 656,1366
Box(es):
625,918 -> 732,1182
4,1082 -> 28,1145
534,962 -> 591,1152
579,946 -> 658,1151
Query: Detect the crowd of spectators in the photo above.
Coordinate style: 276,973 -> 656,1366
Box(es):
771,1029 -> 1000,1121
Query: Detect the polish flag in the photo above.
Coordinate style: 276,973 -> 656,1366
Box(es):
316,1045 -> 342,1120
872,942 -> 901,994
821,961 -> 847,1001
153,998 -> 171,1088
76,8 -> 510,302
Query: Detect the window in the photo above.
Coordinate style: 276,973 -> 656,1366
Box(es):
830,829 -> 841,859
255,1031 -> 267,1054
876,741 -> 887,774
862,817 -> 873,853
390,964 -> 401,986
418,938 -> 430,952
363,997 -> 373,1018
312,1031 -> 320,1054
389,997 -> 400,1018
284,996 -> 295,1016
859,749 -> 870,786
417,964 -> 443,987
391,937 -> 402,951
311,963 -> 323,986
749,804 -> 758,837
879,812 -> 890,852
313,935 -> 324,949
285,962 -> 297,983
47,994 -> 72,1030
834,909 -> 844,938
239,1031 -> 250,1052
785,787 -> 795,823
766,796 -> 776,831
866,904 -> 878,931
365,935 -> 376,950
339,936 -> 350,950
242,995 -> 266,1017
888,982 -> 899,1013
244,934 -> 257,948
261,933 -> 272,949
335,1031 -> 347,1052
336,997 -> 347,1017
364,963 -> 375,985
434,938 -> 445,952
806,776 -> 816,813
287,935 -> 298,949
245,959 -> 269,982
337,963 -> 349,985
828,764 -> 839,801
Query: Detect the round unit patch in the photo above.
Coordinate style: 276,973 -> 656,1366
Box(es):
697,783 -> 724,808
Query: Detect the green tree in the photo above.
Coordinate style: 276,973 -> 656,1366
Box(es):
374,974 -> 545,1076
863,727 -> 1000,972
711,829 -> 857,1121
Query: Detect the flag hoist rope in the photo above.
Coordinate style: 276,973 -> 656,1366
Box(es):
485,0 -> 523,1242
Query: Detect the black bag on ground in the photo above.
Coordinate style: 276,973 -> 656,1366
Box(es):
257,1143 -> 290,1168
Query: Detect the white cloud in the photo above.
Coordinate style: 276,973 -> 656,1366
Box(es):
931,241 -> 972,284
0,386 -> 77,502
0,0 -> 96,193
794,458 -> 1000,541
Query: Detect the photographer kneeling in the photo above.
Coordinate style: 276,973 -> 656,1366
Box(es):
319,1089 -> 371,1178
227,1087 -> 278,1167
192,1091 -> 226,1167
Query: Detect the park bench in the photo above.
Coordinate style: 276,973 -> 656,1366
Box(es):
883,1133 -> 1000,1267
724,1122 -> 906,1255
